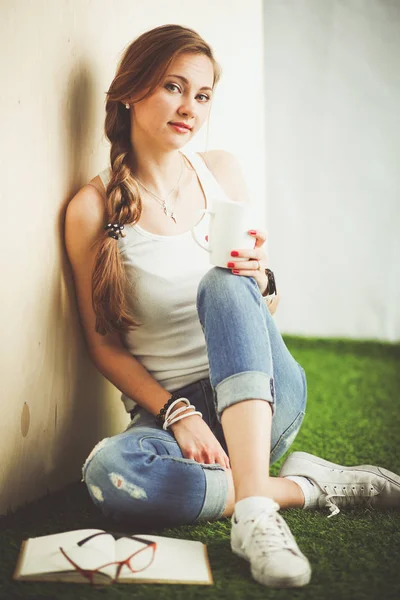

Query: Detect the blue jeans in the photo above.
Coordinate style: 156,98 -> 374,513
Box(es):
82,268 -> 307,527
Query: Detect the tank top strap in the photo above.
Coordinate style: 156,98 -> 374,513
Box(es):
98,167 -> 111,190
183,151 -> 230,204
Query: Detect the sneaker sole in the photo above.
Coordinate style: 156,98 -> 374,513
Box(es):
231,545 -> 312,588
280,452 -> 400,488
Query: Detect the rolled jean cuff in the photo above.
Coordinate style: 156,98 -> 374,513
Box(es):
194,465 -> 228,522
215,371 -> 275,421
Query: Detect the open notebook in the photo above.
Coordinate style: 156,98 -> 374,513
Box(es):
13,529 -> 213,585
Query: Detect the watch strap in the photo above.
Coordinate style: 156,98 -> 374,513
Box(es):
262,268 -> 277,297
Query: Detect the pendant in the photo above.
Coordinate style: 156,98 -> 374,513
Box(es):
163,204 -> 177,223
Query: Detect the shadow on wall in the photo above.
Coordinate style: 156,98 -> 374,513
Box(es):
2,63 -> 127,515
51,62 -> 128,488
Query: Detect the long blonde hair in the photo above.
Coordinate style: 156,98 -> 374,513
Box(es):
92,24 -> 221,335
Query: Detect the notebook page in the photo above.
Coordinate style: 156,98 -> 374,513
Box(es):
17,529 -> 116,579
115,534 -> 212,584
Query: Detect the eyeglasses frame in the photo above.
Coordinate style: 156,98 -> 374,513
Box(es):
59,530 -> 157,585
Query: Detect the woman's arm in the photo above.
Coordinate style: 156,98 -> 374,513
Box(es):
65,184 -> 172,415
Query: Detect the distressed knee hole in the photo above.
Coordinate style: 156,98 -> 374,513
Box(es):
89,484 -> 104,502
109,472 -> 148,500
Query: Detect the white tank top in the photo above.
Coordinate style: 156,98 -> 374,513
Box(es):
98,151 -> 230,412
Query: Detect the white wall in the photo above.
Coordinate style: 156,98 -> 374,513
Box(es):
263,0 -> 400,342
0,0 -> 265,514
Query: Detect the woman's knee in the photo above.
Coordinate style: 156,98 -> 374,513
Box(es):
197,267 -> 259,308
198,266 -> 231,293
82,428 -> 209,525
82,433 -> 150,519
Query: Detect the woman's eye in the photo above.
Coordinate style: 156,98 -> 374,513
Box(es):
165,83 -> 180,93
197,93 -> 210,102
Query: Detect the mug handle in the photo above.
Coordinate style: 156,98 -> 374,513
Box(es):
191,208 -> 213,252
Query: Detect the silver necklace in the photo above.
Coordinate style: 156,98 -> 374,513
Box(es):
135,154 -> 185,223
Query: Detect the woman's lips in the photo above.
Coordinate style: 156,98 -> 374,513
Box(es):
168,122 -> 191,134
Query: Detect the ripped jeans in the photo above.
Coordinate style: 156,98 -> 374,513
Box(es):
82,268 -> 307,527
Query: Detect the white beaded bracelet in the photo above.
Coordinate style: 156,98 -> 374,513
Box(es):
163,406 -> 196,430
166,403 -> 196,421
163,398 -> 190,422
163,410 -> 203,430
163,404 -> 196,429
162,398 -> 194,430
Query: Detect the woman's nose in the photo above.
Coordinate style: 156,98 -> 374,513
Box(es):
178,96 -> 196,118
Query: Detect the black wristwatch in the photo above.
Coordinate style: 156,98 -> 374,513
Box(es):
262,269 -> 277,297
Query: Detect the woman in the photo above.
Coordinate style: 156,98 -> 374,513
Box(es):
65,24 -> 399,589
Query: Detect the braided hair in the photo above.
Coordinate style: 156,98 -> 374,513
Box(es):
92,24 -> 221,335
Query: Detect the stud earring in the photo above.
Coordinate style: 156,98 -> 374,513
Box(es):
125,103 -> 130,109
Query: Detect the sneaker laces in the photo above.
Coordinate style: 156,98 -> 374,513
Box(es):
323,483 -> 377,518
240,506 -> 299,558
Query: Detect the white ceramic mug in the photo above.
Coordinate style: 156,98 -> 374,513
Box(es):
192,197 -> 256,268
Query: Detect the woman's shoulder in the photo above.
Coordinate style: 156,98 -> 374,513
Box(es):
199,148 -> 237,166
66,179 -> 106,241
198,149 -> 250,203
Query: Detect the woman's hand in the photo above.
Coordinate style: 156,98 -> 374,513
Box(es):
169,413 -> 231,469
265,292 -> 280,315
227,229 -> 269,294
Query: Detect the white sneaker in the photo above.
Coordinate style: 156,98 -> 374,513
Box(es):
279,451 -> 400,517
231,500 -> 311,588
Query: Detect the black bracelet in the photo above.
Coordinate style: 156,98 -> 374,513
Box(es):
262,268 -> 277,297
156,392 -> 186,426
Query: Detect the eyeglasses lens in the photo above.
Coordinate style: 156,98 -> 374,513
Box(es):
128,545 -> 155,573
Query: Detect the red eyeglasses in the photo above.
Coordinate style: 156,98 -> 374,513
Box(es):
59,531 -> 157,585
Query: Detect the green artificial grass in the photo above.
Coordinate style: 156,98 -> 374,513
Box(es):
1,337 -> 400,600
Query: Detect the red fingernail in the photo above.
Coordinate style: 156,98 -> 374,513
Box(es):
227,262 -> 235,268
231,251 -> 239,257
249,230 -> 257,235
232,270 -> 240,274
205,235 -> 208,241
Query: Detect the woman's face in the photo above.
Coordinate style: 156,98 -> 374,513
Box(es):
131,52 -> 215,151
